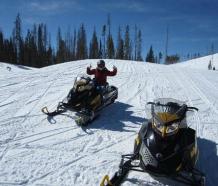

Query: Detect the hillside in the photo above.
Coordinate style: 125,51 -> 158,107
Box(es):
0,57 -> 218,186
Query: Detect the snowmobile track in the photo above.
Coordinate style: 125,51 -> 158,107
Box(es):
29,133 -> 137,185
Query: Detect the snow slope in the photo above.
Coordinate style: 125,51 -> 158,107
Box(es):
0,56 -> 218,186
176,54 -> 218,70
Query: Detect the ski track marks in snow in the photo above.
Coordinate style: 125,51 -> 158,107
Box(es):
0,58 -> 218,186
169,67 -> 218,185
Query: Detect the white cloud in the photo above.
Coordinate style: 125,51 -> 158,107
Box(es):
98,1 -> 148,13
26,0 -> 83,14
30,2 -> 60,12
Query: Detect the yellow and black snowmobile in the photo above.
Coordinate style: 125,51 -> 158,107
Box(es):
42,74 -> 118,125
101,98 -> 205,186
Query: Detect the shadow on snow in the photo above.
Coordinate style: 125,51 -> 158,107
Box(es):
45,101 -> 146,133
198,137 -> 218,186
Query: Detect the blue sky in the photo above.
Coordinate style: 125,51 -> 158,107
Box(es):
0,0 -> 218,59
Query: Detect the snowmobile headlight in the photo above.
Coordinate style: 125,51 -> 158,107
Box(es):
77,85 -> 85,92
153,119 -> 179,137
77,84 -> 92,92
74,79 -> 89,91
153,119 -> 164,135
153,117 -> 162,129
153,112 -> 180,137
165,122 -> 179,135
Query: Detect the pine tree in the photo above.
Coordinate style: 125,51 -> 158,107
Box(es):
12,13 -> 22,64
9,38 -> 16,63
1,15 -> 54,67
65,26 -> 72,61
102,25 -> 106,58
89,28 -> 99,59
36,24 -> 48,67
0,30 -> 4,61
134,25 -> 137,60
146,46 -> 155,63
124,25 -> 131,60
116,26 -> 124,59
43,24 -> 47,53
98,39 -> 103,58
76,24 -> 88,59
38,24 -> 44,67
72,29 -> 77,60
23,30 -> 30,66
33,24 -> 37,46
46,33 -> 53,66
106,14 -> 115,58
46,45 -> 53,66
31,28 -> 38,67
107,14 -> 111,36
56,27 -> 66,63
23,28 -> 34,67
158,52 -> 162,64
165,54 -> 180,64
106,34 -> 115,59
187,53 -> 190,60
136,29 -> 143,61
19,39 -> 24,65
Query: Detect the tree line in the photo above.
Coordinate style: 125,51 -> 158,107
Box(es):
1,14 -> 184,67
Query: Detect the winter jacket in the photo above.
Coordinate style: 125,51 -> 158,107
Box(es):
87,67 -> 117,86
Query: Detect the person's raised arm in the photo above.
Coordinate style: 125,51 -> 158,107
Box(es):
87,64 -> 96,75
106,66 -> 117,76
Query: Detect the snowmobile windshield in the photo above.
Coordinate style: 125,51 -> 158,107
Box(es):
73,74 -> 92,92
151,98 -> 187,138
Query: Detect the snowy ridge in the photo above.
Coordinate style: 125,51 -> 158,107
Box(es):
175,53 -> 218,70
0,58 -> 218,185
0,62 -> 35,73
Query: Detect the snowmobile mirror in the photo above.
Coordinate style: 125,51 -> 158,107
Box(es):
187,106 -> 199,111
147,102 -> 155,105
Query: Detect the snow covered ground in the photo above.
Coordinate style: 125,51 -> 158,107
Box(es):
0,55 -> 218,186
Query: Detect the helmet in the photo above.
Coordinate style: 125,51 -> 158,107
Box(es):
97,60 -> 105,70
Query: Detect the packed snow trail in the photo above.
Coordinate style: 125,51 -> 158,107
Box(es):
0,56 -> 217,186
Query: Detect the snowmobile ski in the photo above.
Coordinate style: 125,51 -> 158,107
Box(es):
100,155 -> 134,186
41,102 -> 68,116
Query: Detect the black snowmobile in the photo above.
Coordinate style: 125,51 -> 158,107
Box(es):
42,74 -> 118,125
101,98 -> 205,186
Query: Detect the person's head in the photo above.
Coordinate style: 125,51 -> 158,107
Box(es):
97,60 -> 105,70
